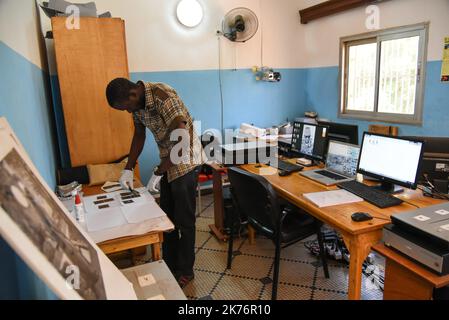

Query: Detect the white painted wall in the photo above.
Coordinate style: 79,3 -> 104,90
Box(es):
299,0 -> 449,68
0,0 -> 45,69
3,0 -> 447,72
37,0 -> 305,74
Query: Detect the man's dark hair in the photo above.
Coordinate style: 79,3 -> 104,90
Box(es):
105,78 -> 138,107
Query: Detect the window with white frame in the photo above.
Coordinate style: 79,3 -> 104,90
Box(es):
339,23 -> 428,125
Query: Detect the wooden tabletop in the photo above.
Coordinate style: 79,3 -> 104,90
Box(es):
240,162 -> 444,235
373,243 -> 449,288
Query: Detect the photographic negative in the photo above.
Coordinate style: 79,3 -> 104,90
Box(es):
93,198 -> 114,205
301,125 -> 316,156
121,194 -> 141,201
103,183 -> 121,190
0,149 -> 106,300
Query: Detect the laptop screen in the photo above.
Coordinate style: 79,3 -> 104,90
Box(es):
326,141 -> 360,177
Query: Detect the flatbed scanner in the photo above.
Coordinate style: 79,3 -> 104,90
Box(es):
383,203 -> 449,275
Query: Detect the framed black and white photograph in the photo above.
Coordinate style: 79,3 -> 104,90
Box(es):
0,118 -> 136,300
0,148 -> 106,300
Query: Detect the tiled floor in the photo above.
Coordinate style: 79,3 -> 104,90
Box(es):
113,193 -> 384,300
183,194 -> 385,300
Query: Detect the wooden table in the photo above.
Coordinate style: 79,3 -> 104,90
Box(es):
373,243 -> 449,300
208,163 -> 229,242
238,161 -> 445,300
83,182 -> 172,261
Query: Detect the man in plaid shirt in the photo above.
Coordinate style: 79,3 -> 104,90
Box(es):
106,78 -> 204,287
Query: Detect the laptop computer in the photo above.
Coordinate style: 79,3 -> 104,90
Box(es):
300,140 -> 360,186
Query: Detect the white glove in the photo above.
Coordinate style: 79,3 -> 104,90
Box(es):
119,169 -> 134,190
147,170 -> 162,193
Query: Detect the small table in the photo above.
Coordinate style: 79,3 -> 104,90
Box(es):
83,183 -> 174,261
373,243 -> 449,300
207,163 -> 229,242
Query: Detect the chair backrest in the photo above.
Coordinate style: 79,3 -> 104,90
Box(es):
368,124 -> 398,136
227,167 -> 281,238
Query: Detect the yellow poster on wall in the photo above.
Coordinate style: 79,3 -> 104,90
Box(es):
441,37 -> 449,82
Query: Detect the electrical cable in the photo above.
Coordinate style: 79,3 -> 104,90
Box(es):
401,199 -> 421,209
421,188 -> 449,200
419,175 -> 449,200
370,215 -> 392,222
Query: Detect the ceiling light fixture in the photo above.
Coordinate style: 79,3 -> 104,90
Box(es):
176,0 -> 203,28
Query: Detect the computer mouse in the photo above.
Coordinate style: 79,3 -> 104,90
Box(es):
351,212 -> 373,222
278,170 -> 291,177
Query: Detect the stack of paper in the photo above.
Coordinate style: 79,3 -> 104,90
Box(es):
304,189 -> 363,208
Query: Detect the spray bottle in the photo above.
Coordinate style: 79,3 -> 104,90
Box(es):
74,193 -> 85,223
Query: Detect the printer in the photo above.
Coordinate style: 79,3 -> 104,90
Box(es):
383,203 -> 449,275
218,141 -> 277,166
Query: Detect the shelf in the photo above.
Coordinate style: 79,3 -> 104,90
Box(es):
299,0 -> 390,24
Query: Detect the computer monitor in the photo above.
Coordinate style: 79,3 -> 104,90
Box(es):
402,136 -> 449,184
358,133 -> 424,193
317,120 -> 359,145
291,121 -> 329,161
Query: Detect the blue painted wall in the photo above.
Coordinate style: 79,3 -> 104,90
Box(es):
0,42 -> 58,185
305,61 -> 449,141
50,68 -> 307,182
51,62 -> 449,183
0,41 -> 58,300
131,68 -> 307,182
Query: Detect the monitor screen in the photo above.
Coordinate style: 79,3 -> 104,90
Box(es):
402,136 -> 449,182
317,120 -> 359,145
291,122 -> 329,161
326,141 -> 360,177
358,133 -> 424,189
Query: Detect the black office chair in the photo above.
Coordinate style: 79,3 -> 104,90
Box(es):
226,167 -> 329,300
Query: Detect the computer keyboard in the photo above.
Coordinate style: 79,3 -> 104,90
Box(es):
337,180 -> 404,209
315,170 -> 347,181
268,160 -> 304,173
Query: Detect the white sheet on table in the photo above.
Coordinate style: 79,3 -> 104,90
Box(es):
83,194 -> 120,213
86,207 -> 128,232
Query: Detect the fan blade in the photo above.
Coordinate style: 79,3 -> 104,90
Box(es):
224,31 -> 238,42
234,15 -> 246,32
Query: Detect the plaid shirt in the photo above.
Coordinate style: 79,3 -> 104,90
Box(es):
132,82 -> 204,183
